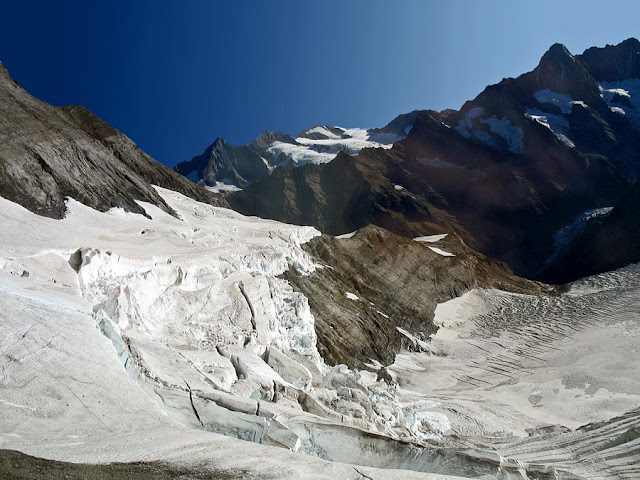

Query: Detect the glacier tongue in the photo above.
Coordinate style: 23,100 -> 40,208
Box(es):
0,187 -> 478,474
66,189 -> 462,461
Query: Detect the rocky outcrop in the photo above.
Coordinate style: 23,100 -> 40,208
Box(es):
0,62 -> 227,219
285,225 -> 550,368
579,37 -> 640,82
228,149 -> 468,239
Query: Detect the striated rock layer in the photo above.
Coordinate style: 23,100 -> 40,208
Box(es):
0,62 -> 227,219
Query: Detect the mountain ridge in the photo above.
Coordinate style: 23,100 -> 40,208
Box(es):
0,62 -> 228,219
223,38 -> 640,283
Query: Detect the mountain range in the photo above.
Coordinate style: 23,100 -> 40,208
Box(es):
179,38 -> 640,284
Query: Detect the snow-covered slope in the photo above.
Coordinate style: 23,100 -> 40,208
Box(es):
0,188 -> 537,478
2,188 -> 639,478
293,125 -> 403,163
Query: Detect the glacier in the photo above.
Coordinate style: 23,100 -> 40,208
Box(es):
1,187 -> 639,479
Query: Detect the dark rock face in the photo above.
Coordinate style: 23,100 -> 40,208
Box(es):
541,181 -> 640,283
579,37 -> 640,82
0,62 -> 227,219
230,39 -> 640,283
228,149 -> 467,240
528,43 -> 602,102
285,225 -> 550,368
370,110 -> 419,138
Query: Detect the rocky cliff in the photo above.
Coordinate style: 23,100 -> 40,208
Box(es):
0,62 -> 227,219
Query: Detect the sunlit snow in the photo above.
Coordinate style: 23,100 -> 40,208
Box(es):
414,234 -> 448,243
601,80 -> 640,129
525,109 -> 575,147
428,246 -> 455,257
265,127 -> 403,168
335,230 -> 357,239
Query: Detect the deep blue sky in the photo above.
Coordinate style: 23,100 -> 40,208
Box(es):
2,1 -> 639,167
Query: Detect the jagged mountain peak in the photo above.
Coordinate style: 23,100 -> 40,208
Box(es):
251,130 -> 297,149
0,61 -> 227,218
212,136 -> 227,148
618,36 -> 640,49
544,42 -> 573,58
531,42 -> 600,99
0,61 -> 10,80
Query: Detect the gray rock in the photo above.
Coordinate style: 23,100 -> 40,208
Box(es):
0,62 -> 227,219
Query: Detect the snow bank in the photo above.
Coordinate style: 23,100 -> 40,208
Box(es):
414,234 -> 448,243
428,246 -> 455,257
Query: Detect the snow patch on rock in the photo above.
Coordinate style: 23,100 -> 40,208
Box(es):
601,79 -> 640,129
335,230 -> 357,239
534,89 -> 574,114
525,109 -> 575,147
481,116 -> 524,153
428,246 -> 455,257
414,234 -> 448,243
455,107 -> 485,139
546,206 -> 614,266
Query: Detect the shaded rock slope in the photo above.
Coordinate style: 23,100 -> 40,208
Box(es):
0,61 -> 227,219
541,180 -> 640,283
227,38 -> 640,283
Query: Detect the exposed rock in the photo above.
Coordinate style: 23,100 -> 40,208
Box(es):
0,62 -> 227,219
541,180 -> 640,283
285,225 -> 550,368
174,131 -> 297,187
579,37 -> 640,82
229,148 -> 469,240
